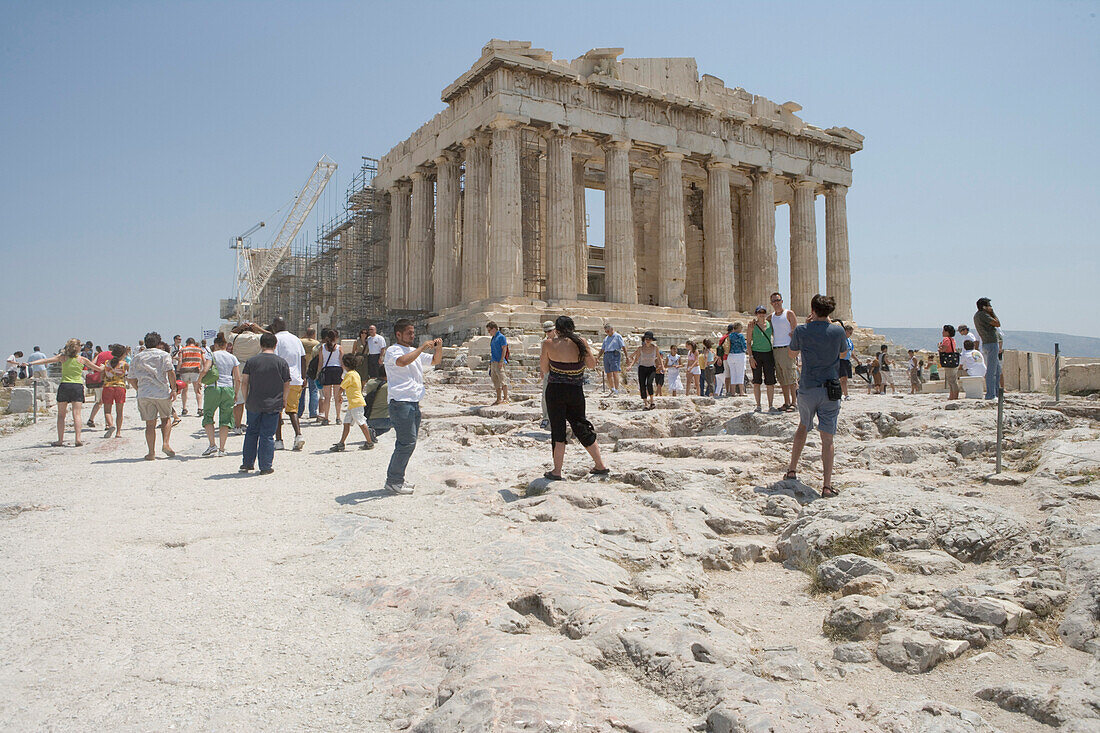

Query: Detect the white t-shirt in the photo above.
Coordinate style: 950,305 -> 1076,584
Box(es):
367,335 -> 387,355
961,349 -> 986,377
210,350 -> 240,388
384,344 -> 434,403
770,309 -> 795,347
274,331 -> 306,386
957,331 -> 982,351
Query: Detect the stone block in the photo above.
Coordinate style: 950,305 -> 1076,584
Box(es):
945,595 -> 1034,633
7,387 -> 34,413
960,375 -> 985,399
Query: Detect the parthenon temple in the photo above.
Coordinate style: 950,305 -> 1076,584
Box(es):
374,40 -> 863,336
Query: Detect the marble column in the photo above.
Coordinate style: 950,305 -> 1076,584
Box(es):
573,158 -> 588,294
729,188 -> 742,311
657,149 -> 688,308
489,118 -> 523,299
433,151 -> 461,311
703,160 -> 737,314
387,181 -> 411,310
407,167 -> 434,311
544,129 -> 577,301
461,133 -> 490,303
749,170 -> 778,310
825,184 -> 853,320
604,139 -> 638,304
789,178 -> 819,317
737,189 -> 752,311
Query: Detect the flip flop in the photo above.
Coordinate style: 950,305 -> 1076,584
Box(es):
542,471 -> 563,481
50,441 -> 65,447
162,447 -> 176,458
590,468 -> 610,476
783,470 -> 798,481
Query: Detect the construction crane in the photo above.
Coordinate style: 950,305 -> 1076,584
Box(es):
233,155 -> 337,321
228,221 -> 265,318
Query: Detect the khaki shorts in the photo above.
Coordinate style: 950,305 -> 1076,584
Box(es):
235,386 -> 247,406
490,361 -> 509,389
284,384 -> 303,413
180,371 -> 200,383
944,367 -> 960,393
773,347 -> 799,386
137,397 -> 172,421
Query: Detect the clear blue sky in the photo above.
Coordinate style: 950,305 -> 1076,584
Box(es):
2,0 -> 1097,356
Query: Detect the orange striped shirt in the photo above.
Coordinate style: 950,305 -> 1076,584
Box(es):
180,346 -> 204,370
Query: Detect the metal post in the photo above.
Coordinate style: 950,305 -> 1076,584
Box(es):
995,385 -> 1004,474
1054,343 -> 1061,403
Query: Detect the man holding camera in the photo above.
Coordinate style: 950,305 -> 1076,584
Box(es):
783,294 -> 847,499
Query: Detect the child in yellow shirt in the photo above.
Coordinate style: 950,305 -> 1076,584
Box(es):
330,353 -> 374,451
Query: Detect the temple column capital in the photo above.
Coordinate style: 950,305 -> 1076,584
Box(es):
488,114 -> 528,132
705,157 -> 737,172
659,147 -> 687,162
433,149 -> 459,167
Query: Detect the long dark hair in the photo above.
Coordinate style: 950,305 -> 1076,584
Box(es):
554,316 -> 589,358
109,343 -> 125,368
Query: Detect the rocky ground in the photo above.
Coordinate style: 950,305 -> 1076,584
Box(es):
1,367 -> 1098,731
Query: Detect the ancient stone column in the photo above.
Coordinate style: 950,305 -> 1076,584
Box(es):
573,158 -> 588,294
407,167 -> 434,311
604,139 -> 638,304
489,118 -> 523,299
543,129 -> 577,301
749,170 -> 778,310
729,188 -> 742,311
387,181 -> 411,310
703,160 -> 737,314
826,184 -> 853,320
737,189 -> 752,311
789,178 -> 819,317
433,151 -> 461,311
461,133 -> 490,303
657,149 -> 688,308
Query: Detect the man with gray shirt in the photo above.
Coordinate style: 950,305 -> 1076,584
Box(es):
973,297 -> 1001,400
784,295 -> 847,499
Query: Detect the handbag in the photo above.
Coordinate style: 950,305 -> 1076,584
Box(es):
200,359 -> 219,386
938,338 -> 960,368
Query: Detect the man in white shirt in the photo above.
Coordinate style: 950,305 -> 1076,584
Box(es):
956,325 -> 981,352
382,318 -> 442,494
271,317 -> 306,451
769,292 -> 800,411
366,324 -> 387,378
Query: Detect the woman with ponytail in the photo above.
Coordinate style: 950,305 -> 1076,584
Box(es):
101,344 -> 129,437
539,316 -> 609,481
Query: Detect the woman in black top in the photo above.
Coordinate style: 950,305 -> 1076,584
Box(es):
539,316 -> 609,481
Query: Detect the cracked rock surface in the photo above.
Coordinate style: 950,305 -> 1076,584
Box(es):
0,376 -> 1097,731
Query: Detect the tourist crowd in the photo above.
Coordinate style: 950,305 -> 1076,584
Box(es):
7,293 -> 1002,501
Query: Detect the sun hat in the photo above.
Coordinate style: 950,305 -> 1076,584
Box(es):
642,330 -> 655,341
542,320 -> 555,332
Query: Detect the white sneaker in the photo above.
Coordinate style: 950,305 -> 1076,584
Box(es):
292,437 -> 305,451
217,450 -> 228,457
386,482 -> 414,495
274,440 -> 285,451
201,445 -> 218,457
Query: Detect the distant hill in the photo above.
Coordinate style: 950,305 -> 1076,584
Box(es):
868,328 -> 1100,358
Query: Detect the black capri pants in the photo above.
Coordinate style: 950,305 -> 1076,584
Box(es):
751,350 -> 777,386
545,382 -> 597,447
637,365 -> 657,399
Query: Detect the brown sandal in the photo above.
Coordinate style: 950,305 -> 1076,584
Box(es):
783,470 -> 798,481
821,486 -> 840,498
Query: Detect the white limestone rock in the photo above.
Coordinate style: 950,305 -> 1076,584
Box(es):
817,553 -> 896,591
824,595 -> 898,640
944,595 -> 1034,633
876,629 -> 957,674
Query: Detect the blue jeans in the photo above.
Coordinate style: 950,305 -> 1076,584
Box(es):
367,417 -> 392,437
386,401 -> 420,487
242,410 -> 278,470
298,378 -> 319,417
981,342 -> 1001,399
